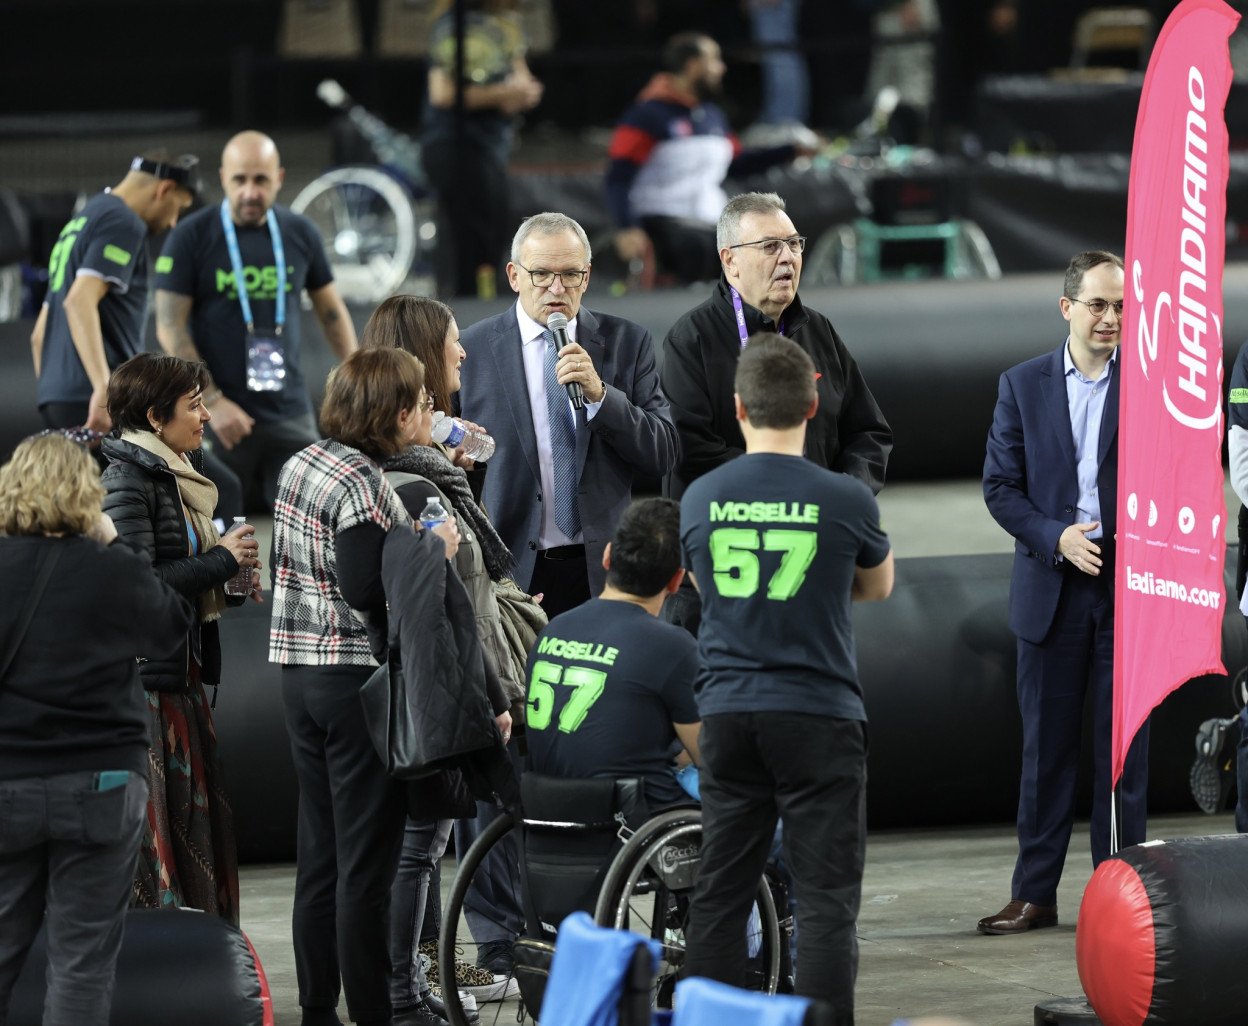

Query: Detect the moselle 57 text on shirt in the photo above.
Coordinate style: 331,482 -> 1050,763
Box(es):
37,192 -> 149,407
155,203 -> 333,424
681,453 -> 891,720
524,598 -> 700,808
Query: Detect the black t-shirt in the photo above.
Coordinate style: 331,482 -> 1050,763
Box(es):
38,191 -> 149,407
524,598 -> 700,808
155,203 -> 333,424
681,453 -> 891,720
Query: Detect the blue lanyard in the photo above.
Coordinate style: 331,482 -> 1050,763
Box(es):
729,285 -> 783,348
220,199 -> 286,336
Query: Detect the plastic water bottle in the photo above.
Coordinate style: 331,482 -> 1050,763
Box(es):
419,497 -> 449,532
224,517 -> 254,596
430,412 -> 496,461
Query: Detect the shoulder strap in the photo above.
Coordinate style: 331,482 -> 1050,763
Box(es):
383,470 -> 448,510
0,545 -> 62,685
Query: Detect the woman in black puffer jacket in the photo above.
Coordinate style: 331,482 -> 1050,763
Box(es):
100,353 -> 261,926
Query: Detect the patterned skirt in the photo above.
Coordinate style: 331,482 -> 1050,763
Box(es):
131,669 -> 240,926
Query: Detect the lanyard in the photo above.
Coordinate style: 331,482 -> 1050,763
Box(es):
220,199 -> 286,337
729,286 -> 783,348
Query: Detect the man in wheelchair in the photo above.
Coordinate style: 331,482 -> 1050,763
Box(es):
520,497 -> 701,934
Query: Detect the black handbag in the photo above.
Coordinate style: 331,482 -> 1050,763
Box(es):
359,647 -> 440,780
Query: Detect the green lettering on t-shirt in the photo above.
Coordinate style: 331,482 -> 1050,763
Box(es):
525,659 -> 608,734
103,244 -> 131,266
709,501 -> 820,524
216,264 -> 298,299
46,216 -> 90,295
155,255 -> 173,274
708,527 -> 819,601
1231,388 -> 1248,404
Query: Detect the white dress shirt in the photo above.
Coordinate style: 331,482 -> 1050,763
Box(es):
514,302 -> 603,550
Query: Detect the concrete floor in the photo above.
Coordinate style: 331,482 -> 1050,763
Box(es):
239,811 -> 1239,1026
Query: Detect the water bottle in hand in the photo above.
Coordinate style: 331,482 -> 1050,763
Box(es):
419,497 -> 449,531
430,412 -> 495,461
224,516 -> 255,596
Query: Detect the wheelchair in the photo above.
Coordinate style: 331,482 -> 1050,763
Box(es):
437,773 -> 791,1026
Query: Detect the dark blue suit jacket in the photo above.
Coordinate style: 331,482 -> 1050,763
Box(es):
457,304 -> 679,594
983,343 -> 1119,645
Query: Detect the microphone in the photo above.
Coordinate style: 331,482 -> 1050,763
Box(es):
546,311 -> 584,410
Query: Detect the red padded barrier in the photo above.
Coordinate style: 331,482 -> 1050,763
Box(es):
1077,857 -> 1156,1026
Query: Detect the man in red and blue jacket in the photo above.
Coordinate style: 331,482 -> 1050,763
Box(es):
606,32 -> 814,284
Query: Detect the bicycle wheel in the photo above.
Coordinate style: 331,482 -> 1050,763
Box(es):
439,810 -> 524,1026
593,808 -> 782,1003
289,165 -> 416,303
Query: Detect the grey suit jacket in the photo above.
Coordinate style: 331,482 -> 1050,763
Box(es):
457,304 -> 679,593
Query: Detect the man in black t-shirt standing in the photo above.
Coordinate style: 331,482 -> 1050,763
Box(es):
525,497 -> 701,810
32,151 -> 199,433
680,333 -> 893,1024
155,131 -> 357,510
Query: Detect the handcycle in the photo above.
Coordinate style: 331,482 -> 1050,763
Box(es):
289,79 -> 437,303
438,773 -> 792,1026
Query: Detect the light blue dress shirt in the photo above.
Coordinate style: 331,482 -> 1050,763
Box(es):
1063,340 -> 1116,541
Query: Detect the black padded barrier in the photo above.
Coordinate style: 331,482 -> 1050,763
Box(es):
10,268 -> 1248,481
9,909 -> 269,1026
203,551 -> 1246,858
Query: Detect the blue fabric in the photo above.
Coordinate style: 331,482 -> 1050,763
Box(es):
541,328 -> 583,538
540,912 -> 661,1026
673,977 -> 809,1026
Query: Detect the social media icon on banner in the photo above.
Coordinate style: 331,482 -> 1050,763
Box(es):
1178,507 -> 1195,534
1214,514 -> 1222,538
1148,500 -> 1159,527
1128,493 -> 1138,520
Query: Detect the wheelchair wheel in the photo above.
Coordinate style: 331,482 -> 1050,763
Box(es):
289,165 -> 417,303
439,810 -> 524,1026
592,807 -> 782,1004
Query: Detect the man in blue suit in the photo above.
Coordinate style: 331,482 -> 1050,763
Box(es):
979,250 -> 1148,935
457,211 -> 679,620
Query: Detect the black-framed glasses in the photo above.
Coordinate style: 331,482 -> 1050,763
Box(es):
1071,298 -> 1124,317
728,236 -> 807,257
515,263 -> 589,289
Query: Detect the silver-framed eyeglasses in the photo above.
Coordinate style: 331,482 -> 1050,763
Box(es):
417,393 -> 436,412
1071,298 -> 1124,317
728,236 -> 807,257
516,263 -> 589,289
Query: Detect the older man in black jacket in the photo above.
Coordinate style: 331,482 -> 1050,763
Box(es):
661,191 -> 891,499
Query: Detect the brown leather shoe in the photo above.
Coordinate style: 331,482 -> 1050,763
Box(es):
977,899 -> 1058,935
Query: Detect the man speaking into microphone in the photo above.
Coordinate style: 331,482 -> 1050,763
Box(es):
457,212 -> 678,617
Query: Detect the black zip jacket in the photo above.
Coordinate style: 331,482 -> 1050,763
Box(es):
101,437 -> 241,692
661,276 -> 893,496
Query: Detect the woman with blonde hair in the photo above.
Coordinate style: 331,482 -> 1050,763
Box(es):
101,353 -> 262,925
0,433 -> 191,1026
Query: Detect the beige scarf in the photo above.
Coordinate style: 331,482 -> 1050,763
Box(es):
121,430 -> 227,623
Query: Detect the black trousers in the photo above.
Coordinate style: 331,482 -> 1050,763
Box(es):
423,139 -> 510,297
528,546 -> 592,621
640,215 -> 721,284
282,664 -> 407,1025
207,410 -> 317,514
685,711 -> 867,1024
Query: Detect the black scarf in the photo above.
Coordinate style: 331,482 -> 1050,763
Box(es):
384,445 -> 515,582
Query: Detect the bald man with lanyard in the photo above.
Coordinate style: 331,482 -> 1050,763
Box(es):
155,131 -> 357,511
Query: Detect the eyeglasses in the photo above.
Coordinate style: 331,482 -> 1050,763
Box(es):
1070,298 -> 1124,318
516,263 -> 589,289
728,236 -> 807,257
416,394 -> 436,412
